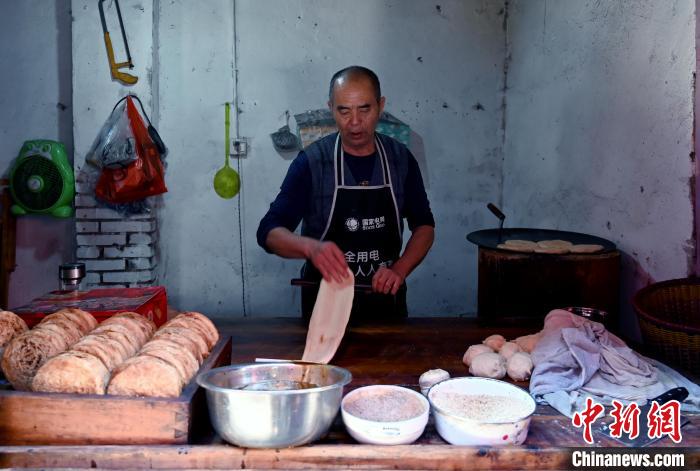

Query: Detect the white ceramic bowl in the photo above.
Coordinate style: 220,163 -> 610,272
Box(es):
427,377 -> 536,446
341,385 -> 429,445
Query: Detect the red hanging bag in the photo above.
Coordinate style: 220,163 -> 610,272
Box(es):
95,95 -> 167,203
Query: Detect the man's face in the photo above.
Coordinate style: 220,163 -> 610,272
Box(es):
328,77 -> 385,155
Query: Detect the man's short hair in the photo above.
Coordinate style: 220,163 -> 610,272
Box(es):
329,66 -> 381,103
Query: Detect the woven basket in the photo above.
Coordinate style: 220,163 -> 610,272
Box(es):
633,277 -> 700,375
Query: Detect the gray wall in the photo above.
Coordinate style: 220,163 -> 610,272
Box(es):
153,0 -> 507,318
7,0 -> 698,325
504,0 -> 696,335
0,0 -> 74,308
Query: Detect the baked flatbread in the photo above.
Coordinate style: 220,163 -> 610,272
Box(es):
536,239 -> 573,249
37,315 -> 83,345
32,351 -> 110,395
72,335 -> 127,371
110,312 -> 156,339
0,311 -> 28,349
107,355 -> 184,398
570,244 -> 604,253
164,315 -> 217,349
87,331 -> 135,361
504,239 -> 537,248
533,245 -> 570,254
302,269 -> 354,364
90,324 -> 142,356
1,329 -> 70,390
142,338 -> 200,375
497,243 -> 535,253
173,312 -> 219,348
153,326 -> 208,362
52,308 -> 97,334
100,316 -> 150,346
140,341 -> 199,384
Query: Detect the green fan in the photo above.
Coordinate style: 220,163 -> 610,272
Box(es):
10,140 -> 75,218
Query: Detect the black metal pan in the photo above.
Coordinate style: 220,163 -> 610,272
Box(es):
467,228 -> 616,252
466,203 -> 617,252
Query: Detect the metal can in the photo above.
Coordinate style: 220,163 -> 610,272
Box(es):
59,262 -> 86,292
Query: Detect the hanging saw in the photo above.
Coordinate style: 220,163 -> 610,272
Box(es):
98,0 -> 138,85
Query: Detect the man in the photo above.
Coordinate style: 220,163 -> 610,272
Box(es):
257,66 -> 435,321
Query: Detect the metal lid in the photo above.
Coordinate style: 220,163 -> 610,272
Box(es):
59,262 -> 86,281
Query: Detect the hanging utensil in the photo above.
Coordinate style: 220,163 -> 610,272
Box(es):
214,102 -> 241,199
98,0 -> 138,85
270,111 -> 300,152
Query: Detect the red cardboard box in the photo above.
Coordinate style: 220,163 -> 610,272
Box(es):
13,286 -> 167,328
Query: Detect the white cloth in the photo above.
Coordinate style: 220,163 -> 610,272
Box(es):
529,309 -> 700,417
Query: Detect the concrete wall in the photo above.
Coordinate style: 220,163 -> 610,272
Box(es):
504,0 -> 696,335
0,1 -> 74,308
64,0 -> 699,325
156,0 -> 507,319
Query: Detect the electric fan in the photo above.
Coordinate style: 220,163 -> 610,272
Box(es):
10,140 -> 75,218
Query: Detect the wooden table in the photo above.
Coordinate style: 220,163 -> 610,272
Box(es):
1,317 -> 698,469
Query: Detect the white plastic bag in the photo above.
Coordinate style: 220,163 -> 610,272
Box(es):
86,100 -> 137,169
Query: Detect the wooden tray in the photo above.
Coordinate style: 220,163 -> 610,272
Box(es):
0,336 -> 232,445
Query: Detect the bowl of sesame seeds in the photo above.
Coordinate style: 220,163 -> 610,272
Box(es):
341,385 -> 429,445
428,376 -> 536,446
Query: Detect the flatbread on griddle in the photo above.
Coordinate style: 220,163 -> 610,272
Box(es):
533,246 -> 570,254
504,239 -> 538,248
497,243 -> 535,253
536,239 -> 573,249
301,268 -> 354,364
570,244 -> 604,253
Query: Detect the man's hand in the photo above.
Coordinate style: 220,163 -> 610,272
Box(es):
309,241 -> 349,284
372,266 -> 405,295
266,228 -> 350,283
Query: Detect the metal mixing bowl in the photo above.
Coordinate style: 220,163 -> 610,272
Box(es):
197,363 -> 352,448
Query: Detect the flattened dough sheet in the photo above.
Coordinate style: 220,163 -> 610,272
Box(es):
302,269 -> 355,364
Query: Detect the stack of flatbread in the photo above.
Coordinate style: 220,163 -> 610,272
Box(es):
108,311 -> 219,397
0,311 -> 29,360
3,308 -> 219,398
2,308 -> 96,390
302,269 -> 355,364
32,312 -> 156,395
496,239 -> 604,254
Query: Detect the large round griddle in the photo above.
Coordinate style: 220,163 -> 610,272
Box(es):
467,228 -> 617,253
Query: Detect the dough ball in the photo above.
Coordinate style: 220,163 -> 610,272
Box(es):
507,352 -> 533,381
469,352 -> 507,379
498,341 -> 521,360
462,344 -> 494,367
513,332 -> 543,354
482,334 -> 506,351
419,368 -> 450,395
